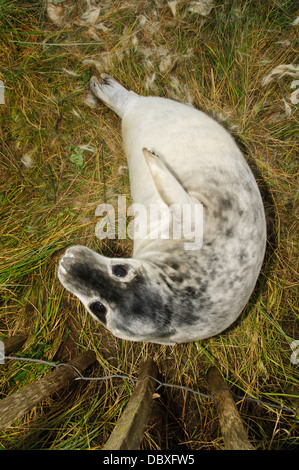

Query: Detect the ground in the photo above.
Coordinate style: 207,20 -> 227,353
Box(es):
0,0 -> 298,450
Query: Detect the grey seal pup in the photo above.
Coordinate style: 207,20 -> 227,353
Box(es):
58,74 -> 266,345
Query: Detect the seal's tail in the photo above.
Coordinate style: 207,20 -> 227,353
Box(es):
90,74 -> 138,118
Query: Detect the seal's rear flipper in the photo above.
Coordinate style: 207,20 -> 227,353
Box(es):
90,74 -> 137,118
143,148 -> 193,207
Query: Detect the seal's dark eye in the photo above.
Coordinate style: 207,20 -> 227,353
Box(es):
112,265 -> 128,278
89,301 -> 107,323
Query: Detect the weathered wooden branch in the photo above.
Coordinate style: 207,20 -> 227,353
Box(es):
103,358 -> 159,450
0,350 -> 96,432
2,334 -> 27,355
207,366 -> 254,450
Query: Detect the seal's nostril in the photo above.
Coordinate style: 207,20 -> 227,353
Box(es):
58,264 -> 67,275
112,265 -> 128,278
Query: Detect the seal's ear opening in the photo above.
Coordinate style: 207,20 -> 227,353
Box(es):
89,301 -> 107,324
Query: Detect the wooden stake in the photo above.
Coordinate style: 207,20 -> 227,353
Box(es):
207,366 -> 254,450
103,358 -> 159,450
0,350 -> 96,432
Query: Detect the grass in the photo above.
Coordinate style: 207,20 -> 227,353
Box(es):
0,0 -> 298,450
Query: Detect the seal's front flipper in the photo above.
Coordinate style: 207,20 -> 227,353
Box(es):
90,74 -> 137,118
143,148 -> 193,206
143,148 -> 203,250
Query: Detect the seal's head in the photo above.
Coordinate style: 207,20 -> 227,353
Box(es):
58,245 -> 176,344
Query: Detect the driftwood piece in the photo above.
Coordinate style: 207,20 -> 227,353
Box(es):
1,334 -> 27,355
0,350 -> 96,432
207,366 -> 254,450
103,358 -> 159,450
